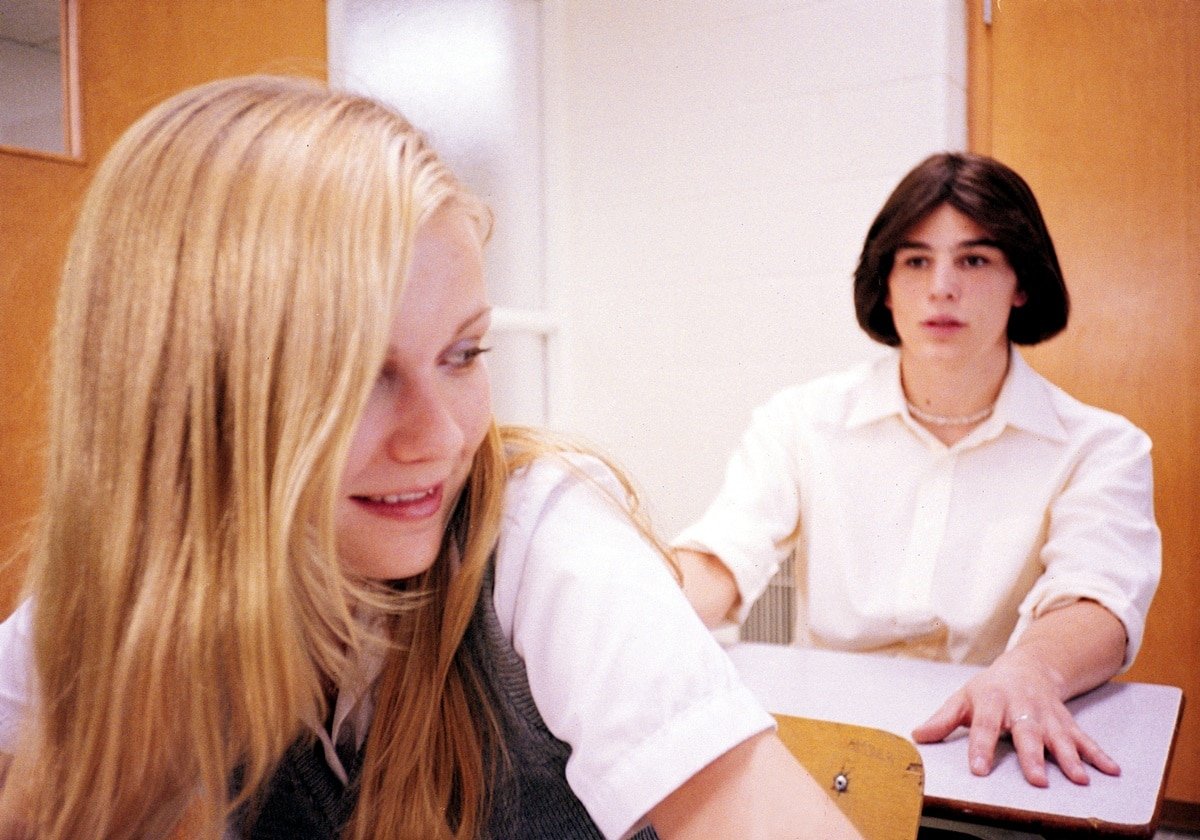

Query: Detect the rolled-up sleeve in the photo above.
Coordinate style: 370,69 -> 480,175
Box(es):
672,393 -> 805,623
1011,419 -> 1161,669
494,456 -> 774,840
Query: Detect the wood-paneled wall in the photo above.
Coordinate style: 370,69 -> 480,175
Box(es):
0,1 -> 327,610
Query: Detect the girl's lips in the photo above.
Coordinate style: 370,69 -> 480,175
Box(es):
351,484 -> 444,521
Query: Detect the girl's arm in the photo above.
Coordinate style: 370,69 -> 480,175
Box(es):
643,730 -> 863,839
500,455 -> 853,839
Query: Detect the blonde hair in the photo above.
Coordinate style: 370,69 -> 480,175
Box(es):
2,75 -> 678,840
0,75 -> 501,839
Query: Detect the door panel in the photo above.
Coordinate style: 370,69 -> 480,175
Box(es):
0,2 -> 326,610
969,0 -> 1199,808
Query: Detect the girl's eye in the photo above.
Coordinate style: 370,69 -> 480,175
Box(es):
962,253 -> 990,267
901,255 -> 929,269
444,342 -> 490,370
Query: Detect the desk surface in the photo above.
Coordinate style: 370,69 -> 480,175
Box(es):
726,642 -> 1183,836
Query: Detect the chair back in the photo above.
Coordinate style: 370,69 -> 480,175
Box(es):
774,713 -> 925,840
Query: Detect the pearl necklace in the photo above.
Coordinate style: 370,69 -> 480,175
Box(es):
905,400 -> 996,427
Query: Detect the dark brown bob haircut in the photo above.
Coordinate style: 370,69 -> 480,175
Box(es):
853,152 -> 1069,346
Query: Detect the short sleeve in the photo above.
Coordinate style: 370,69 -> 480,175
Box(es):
0,599 -> 35,753
672,392 -> 805,623
493,456 -> 774,840
1010,418 -> 1161,669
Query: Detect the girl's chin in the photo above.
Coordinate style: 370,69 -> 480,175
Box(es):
343,543 -> 442,582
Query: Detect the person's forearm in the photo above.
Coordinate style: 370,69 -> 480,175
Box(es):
675,548 -> 740,628
644,731 -> 863,839
1008,599 -> 1126,700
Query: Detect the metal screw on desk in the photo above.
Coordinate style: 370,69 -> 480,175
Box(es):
833,773 -> 849,792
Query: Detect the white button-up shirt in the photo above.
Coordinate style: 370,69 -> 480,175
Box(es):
674,349 -> 1161,666
0,455 -> 772,840
313,455 -> 773,837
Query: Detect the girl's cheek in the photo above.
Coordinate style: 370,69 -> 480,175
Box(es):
342,403 -> 388,482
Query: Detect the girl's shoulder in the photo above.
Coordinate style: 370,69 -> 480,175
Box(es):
500,427 -> 638,531
491,447 -> 672,644
499,450 -> 635,558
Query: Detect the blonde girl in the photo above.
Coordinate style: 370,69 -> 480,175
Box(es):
0,76 -> 859,840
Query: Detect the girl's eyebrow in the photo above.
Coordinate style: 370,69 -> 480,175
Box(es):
456,306 -> 492,335
383,307 -> 493,359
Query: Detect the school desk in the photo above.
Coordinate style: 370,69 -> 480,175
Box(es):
726,642 -> 1184,837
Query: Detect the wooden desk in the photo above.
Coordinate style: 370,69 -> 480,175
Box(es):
726,643 -> 1184,837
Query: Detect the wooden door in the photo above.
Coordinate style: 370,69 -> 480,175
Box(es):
968,0 -> 1199,813
0,1 -> 326,611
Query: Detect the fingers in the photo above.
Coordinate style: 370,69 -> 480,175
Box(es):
1009,713 -> 1051,787
1005,710 -> 1121,787
1077,731 -> 1121,777
965,703 -> 1004,777
911,693 -> 969,745
912,691 -> 1006,778
1047,720 -> 1121,783
916,669 -> 1119,787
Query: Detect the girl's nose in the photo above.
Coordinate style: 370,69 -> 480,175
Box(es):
386,380 -> 466,463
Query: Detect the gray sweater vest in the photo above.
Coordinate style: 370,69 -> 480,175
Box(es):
235,563 -> 660,839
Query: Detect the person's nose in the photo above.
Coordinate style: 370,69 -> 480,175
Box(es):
928,260 -> 960,301
385,377 -> 465,463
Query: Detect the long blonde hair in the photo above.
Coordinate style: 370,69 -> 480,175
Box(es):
0,75 -> 504,839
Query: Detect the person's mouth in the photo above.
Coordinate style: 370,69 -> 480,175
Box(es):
351,484 -> 444,520
922,315 -> 965,335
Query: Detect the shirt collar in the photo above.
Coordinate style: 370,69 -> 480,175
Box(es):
845,350 -> 905,429
993,349 -> 1069,442
844,347 -> 1069,444
305,617 -> 389,785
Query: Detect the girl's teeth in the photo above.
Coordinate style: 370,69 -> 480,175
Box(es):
372,489 -> 431,504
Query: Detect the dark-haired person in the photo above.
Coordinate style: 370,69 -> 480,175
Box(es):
674,152 -> 1161,788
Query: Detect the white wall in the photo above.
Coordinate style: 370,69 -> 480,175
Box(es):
543,0 -> 967,537
328,0 -> 552,426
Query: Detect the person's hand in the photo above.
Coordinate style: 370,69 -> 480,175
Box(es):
911,646 -> 1120,787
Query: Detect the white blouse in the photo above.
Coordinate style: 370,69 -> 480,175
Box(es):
0,454 -> 772,840
674,349 -> 1161,667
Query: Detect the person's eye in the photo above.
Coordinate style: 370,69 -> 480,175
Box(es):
961,253 -> 991,268
444,341 -> 490,371
900,254 -> 928,269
